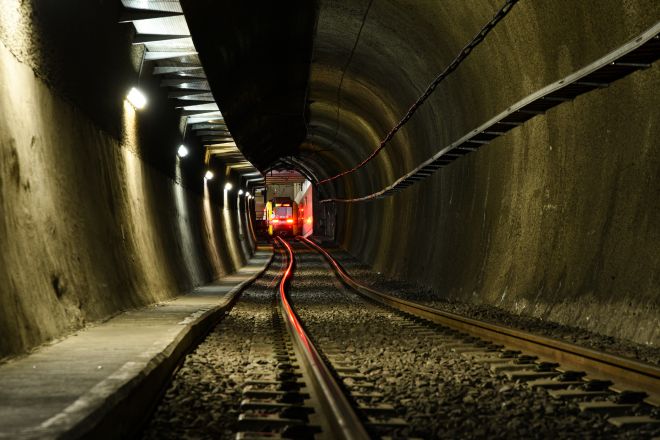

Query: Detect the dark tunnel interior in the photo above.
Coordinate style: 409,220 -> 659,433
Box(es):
0,0 -> 659,437
1,0 -> 659,364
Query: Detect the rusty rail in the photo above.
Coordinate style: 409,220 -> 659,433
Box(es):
299,235 -> 660,406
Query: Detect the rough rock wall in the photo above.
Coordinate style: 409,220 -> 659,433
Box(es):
317,1 -> 660,345
0,1 -> 252,358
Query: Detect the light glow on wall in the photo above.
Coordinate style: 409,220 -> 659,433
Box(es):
203,180 -> 223,272
174,157 -> 204,282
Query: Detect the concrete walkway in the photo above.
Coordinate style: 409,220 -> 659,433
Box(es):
0,247 -> 273,440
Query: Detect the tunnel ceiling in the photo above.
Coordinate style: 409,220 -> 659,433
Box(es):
180,0 -> 479,192
180,0 -> 317,172
120,0 -> 262,181
180,0 -> 390,182
179,1 -> 660,199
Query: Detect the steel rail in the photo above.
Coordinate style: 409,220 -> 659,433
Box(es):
298,236 -> 660,406
275,237 -> 370,440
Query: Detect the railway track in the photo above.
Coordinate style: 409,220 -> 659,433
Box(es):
293,235 -> 660,437
141,243 -> 370,439
142,237 -> 659,438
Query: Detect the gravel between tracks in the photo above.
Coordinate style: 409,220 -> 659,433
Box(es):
140,253 -> 285,440
291,243 -> 659,439
321,245 -> 660,367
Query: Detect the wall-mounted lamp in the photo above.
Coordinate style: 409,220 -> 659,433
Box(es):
224,182 -> 233,191
238,189 -> 244,195
126,87 -> 147,109
246,192 -> 251,197
177,145 -> 189,158
204,170 -> 214,180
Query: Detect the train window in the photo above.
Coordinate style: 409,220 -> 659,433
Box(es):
275,206 -> 292,217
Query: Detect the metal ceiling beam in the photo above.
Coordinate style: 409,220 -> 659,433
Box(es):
182,109 -> 220,116
155,61 -> 202,67
171,84 -> 211,91
174,94 -> 214,101
174,100 -> 216,107
191,123 -> 227,130
161,78 -> 208,87
120,0 -> 258,175
119,9 -> 183,23
196,130 -> 229,135
178,103 -> 218,110
202,136 -> 233,141
206,143 -> 236,148
153,66 -> 203,75
144,51 -> 197,61
133,34 -> 190,44
161,73 -> 207,79
207,149 -> 242,155
201,135 -> 233,139
168,90 -> 210,98
186,116 -> 225,124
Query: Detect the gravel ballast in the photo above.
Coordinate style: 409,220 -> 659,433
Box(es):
139,241 -> 659,439
320,245 -> 660,367
290,242 -> 659,439
141,254 -> 286,440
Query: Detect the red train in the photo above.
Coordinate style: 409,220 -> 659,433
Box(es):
266,197 -> 300,236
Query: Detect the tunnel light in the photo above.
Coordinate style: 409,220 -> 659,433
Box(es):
224,182 -> 233,191
238,189 -> 244,195
204,170 -> 214,180
126,87 -> 147,109
246,192 -> 251,197
177,145 -> 189,158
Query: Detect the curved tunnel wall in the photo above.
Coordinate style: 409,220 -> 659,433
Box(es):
306,1 -> 660,345
0,1 -> 253,359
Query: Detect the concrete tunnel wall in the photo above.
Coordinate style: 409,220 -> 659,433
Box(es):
0,1 -> 254,359
302,1 -> 659,345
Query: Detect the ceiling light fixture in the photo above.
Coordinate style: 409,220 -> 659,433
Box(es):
126,87 -> 147,109
177,145 -> 189,157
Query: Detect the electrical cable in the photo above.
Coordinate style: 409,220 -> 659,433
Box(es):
318,0 -> 520,185
326,0 -> 375,150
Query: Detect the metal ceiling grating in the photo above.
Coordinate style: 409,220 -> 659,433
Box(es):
119,0 -> 262,186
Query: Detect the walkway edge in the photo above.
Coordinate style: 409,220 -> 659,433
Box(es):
26,251 -> 274,440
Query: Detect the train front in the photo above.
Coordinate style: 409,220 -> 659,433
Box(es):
269,199 -> 296,236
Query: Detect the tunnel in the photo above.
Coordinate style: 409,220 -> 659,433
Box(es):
0,0 -> 659,438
